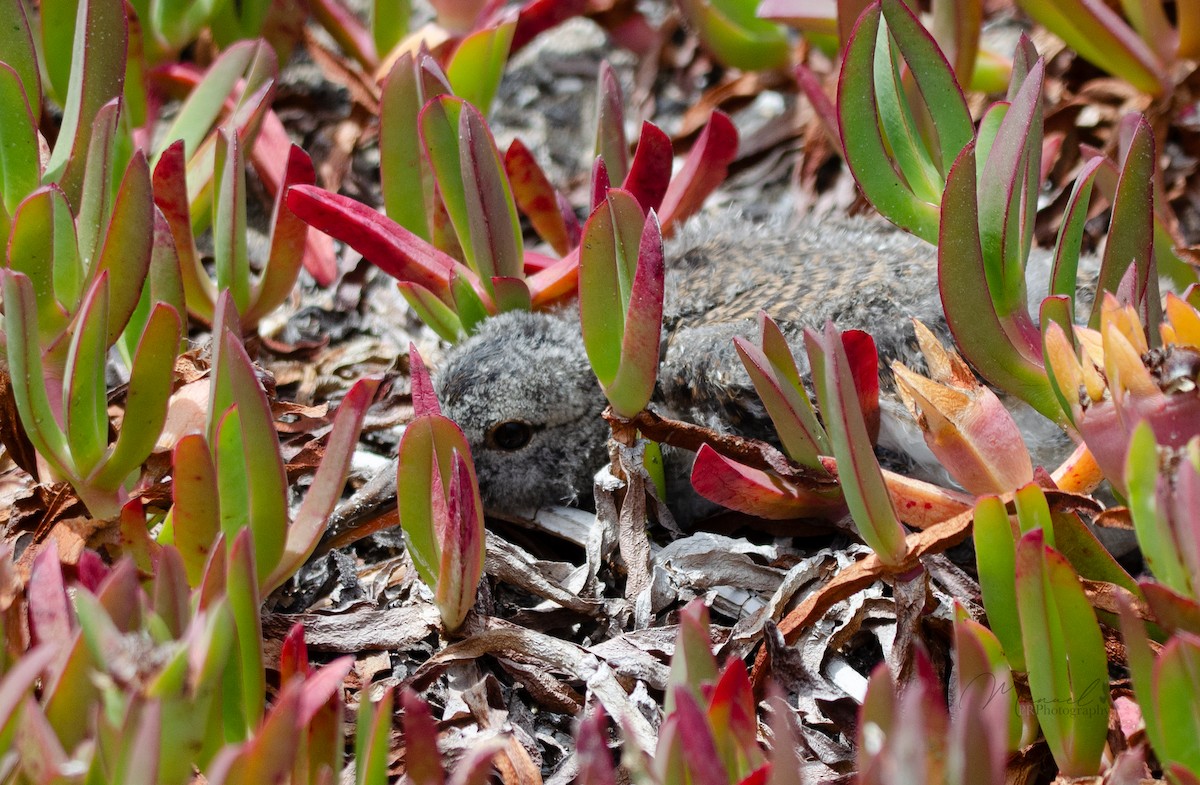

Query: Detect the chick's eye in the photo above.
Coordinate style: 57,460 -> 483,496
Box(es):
487,420 -> 534,451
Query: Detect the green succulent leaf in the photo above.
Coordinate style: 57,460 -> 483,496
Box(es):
8,186 -> 81,345
1094,114 -> 1159,335
43,0 -> 127,204
1015,529 -> 1109,777
806,323 -> 907,565
396,416 -> 455,583
837,2 -> 940,243
447,19 -> 515,115
92,152 -> 155,348
213,131 -> 252,312
1126,422 -> 1191,594
675,0 -> 790,71
91,302 -> 182,492
355,688 -> 395,785
458,102 -> 524,283
1013,0 -> 1167,96
0,270 -> 73,478
0,0 -> 40,124
225,529 -> 265,735
939,141 -> 1062,421
76,99 -> 125,273
973,495 -> 1024,671
62,272 -> 112,479
398,282 -> 465,342
1050,157 -> 1104,314
0,63 -> 39,216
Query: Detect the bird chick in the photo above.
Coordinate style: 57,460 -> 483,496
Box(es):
434,210 -> 1070,516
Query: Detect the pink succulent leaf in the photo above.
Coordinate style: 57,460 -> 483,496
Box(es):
286,184 -> 468,302
605,211 -> 665,417
280,622 -> 308,683
434,449 -> 485,630
505,137 -> 576,256
510,0 -> 588,53
296,656 -> 354,725
594,61 -> 628,184
690,444 -> 843,520
410,344 -> 442,418
576,706 -> 618,785
401,689 -> 447,785
590,155 -> 610,211
620,122 -> 672,215
659,111 -> 738,234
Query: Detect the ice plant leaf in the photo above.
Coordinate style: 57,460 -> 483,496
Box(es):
807,322 -> 907,565
244,145 -> 316,325
939,141 -> 1062,421
92,152 -> 155,348
604,212 -> 664,417
734,333 -> 826,469
675,0 -> 790,71
447,20 -> 515,114
170,434 -> 222,586
953,611 -> 1022,751
220,331 -> 288,583
43,0 -> 127,203
505,137 -> 578,256
379,51 -> 451,242
213,130 -> 251,312
707,659 -> 763,779
226,528 -> 265,733
287,184 -> 467,301
90,302 -> 182,492
621,122 -> 672,216
594,61 -> 628,185
1014,529 -> 1109,777
0,0 -> 40,124
973,495 -> 1024,671
977,58 -> 1042,322
399,282 -> 465,342
458,102 -> 524,282
409,343 -> 442,418
355,688 -> 395,785
265,377 -> 381,594
666,599 -> 719,715
151,41 -> 269,165
1013,0 -> 1167,95
153,140 -> 213,321
400,689 -> 445,785
576,706 -> 618,785
1,270 -> 72,478
63,273 -> 111,478
659,111 -> 738,233
397,413 -> 484,630
74,99 -> 123,273
1125,422 -> 1191,593
1094,114 -> 1158,335
0,63 -> 39,216
690,444 -> 841,520
433,450 -> 485,630
838,3 -> 939,243
579,189 -> 642,389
